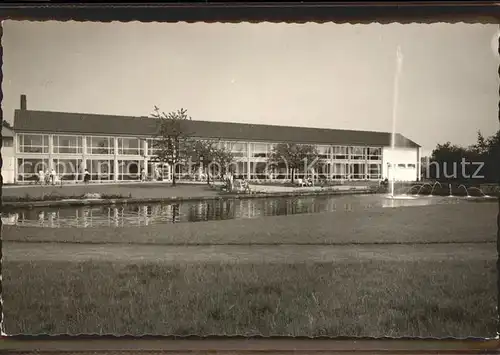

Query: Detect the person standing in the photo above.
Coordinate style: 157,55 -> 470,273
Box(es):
38,169 -> 45,185
50,168 -> 56,185
83,169 -> 91,184
141,168 -> 146,182
45,169 -> 50,185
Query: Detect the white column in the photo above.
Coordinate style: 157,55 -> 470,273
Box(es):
113,138 -> 118,182
329,146 -> 334,181
143,139 -> 149,177
347,146 -> 352,181
82,136 -> 87,181
416,147 -> 421,182
246,142 -> 251,180
13,134 -> 18,183
48,134 -> 54,170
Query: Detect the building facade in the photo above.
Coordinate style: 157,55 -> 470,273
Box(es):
7,95 -> 421,184
2,126 -> 15,184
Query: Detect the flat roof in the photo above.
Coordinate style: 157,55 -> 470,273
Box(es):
13,109 -> 420,148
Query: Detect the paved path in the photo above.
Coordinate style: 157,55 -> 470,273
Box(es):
4,241 -> 495,263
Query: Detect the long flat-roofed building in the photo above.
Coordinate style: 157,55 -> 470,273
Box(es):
6,95 -> 421,184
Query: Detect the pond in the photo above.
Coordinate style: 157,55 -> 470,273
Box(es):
1,194 -> 493,228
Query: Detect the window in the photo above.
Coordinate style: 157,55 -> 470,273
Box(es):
350,146 -> 366,160
86,137 -> 115,155
3,138 -> 13,147
368,163 -> 382,180
17,158 -> 49,181
118,138 -> 141,155
147,139 -> 160,156
332,146 -> 348,160
317,145 -> 331,160
54,159 -> 84,181
53,135 -> 83,154
229,142 -> 247,158
87,159 -> 115,181
118,160 -> 142,180
407,164 -> 416,169
251,143 -> 267,158
397,164 -> 406,168
349,162 -> 366,179
249,161 -> 268,179
367,147 -> 382,160
331,163 -> 348,179
18,134 -> 49,153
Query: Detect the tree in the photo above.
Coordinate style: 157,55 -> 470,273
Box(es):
472,130 -> 489,156
185,139 -> 216,184
430,142 -> 469,181
212,145 -> 235,177
151,106 -> 193,186
185,139 -> 235,184
429,129 -> 500,183
267,143 -> 319,183
2,120 -> 13,129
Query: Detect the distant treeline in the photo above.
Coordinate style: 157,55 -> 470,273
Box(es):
423,130 -> 499,183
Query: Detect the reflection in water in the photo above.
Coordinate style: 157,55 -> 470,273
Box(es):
1,194 -> 472,229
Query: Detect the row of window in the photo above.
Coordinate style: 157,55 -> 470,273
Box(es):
16,158 -> 387,182
16,158 -> 147,182
16,133 -> 384,160
18,135 -> 144,155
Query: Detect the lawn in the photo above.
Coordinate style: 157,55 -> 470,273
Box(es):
2,183 -> 220,202
3,259 -> 496,337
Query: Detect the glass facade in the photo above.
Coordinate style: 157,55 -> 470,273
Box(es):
14,133 -> 393,183
53,135 -> 83,154
87,159 -> 115,181
17,134 -> 49,153
86,136 -> 115,155
54,158 -> 84,181
118,159 -> 143,180
118,138 -> 141,156
16,158 -> 49,181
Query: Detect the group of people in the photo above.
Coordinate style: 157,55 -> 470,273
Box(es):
37,168 -> 93,185
37,169 -> 58,185
138,167 -> 163,182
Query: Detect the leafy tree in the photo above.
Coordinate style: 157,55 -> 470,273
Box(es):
429,129 -> 500,183
151,106 -> 193,186
267,143 -> 319,183
430,142 -> 469,181
471,130 -> 489,155
212,144 -> 235,177
185,139 -> 235,184
2,120 -> 13,129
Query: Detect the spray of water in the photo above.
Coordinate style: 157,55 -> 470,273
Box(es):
389,46 -> 404,198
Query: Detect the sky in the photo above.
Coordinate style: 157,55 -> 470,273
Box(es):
2,21 -> 499,155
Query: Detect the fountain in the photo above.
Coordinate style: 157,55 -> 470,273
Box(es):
414,183 -> 432,196
386,46 -> 416,201
457,184 -> 471,198
429,181 -> 442,196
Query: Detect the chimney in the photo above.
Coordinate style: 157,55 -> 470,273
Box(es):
20,94 -> 27,110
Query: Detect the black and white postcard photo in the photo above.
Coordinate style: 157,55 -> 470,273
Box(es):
1,20 -> 499,338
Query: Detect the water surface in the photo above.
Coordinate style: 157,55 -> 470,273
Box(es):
1,194 -> 491,228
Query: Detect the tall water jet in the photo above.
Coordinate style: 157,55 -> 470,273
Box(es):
389,46 -> 404,198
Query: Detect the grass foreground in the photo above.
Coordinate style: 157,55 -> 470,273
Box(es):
3,259 -> 496,337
